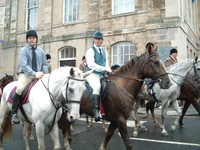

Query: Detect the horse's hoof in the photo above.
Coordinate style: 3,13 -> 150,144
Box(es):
179,124 -> 185,128
133,131 -> 138,137
118,132 -> 121,137
141,115 -> 148,119
170,126 -> 176,132
162,132 -> 169,137
99,143 -> 105,150
103,128 -> 108,133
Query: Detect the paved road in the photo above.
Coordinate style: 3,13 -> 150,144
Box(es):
3,106 -> 200,150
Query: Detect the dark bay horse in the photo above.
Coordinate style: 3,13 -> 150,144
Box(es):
0,74 -> 14,98
79,46 -> 170,150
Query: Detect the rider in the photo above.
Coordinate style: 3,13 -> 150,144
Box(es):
11,30 -> 48,124
85,31 -> 112,122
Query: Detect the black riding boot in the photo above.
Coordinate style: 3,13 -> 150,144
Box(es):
11,93 -> 20,124
92,94 -> 100,122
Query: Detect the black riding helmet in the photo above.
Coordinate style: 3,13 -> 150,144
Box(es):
26,30 -> 38,39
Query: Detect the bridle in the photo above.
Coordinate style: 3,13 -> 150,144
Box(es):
111,53 -> 168,82
40,74 -> 85,134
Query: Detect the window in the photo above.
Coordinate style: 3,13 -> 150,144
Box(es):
59,47 -> 76,67
157,46 -> 171,63
27,0 -> 38,29
112,0 -> 135,15
64,0 -> 80,23
112,42 -> 136,66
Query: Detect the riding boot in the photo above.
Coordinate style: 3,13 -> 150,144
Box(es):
92,94 -> 100,122
11,92 -> 20,124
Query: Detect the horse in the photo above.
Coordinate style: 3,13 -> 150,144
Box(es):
132,59 -> 200,137
0,74 -> 14,98
141,74 -> 200,126
59,45 -> 170,150
0,67 -> 90,150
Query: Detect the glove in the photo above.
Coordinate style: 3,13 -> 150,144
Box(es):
104,68 -> 112,73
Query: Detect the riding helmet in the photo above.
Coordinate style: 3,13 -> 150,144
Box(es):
26,30 -> 38,39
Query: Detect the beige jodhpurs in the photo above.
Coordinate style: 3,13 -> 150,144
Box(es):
16,73 -> 34,95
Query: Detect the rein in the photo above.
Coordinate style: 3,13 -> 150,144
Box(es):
111,73 -> 144,82
40,75 -> 85,134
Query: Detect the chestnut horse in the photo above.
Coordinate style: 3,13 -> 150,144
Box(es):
58,45 -> 170,150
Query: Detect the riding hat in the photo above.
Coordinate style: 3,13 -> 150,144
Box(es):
93,31 -> 103,39
170,48 -> 178,55
26,30 -> 38,39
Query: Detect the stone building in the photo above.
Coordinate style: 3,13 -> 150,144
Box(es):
0,0 -> 199,78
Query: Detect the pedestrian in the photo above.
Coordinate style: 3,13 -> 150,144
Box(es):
79,56 -> 87,73
11,30 -> 48,124
85,31 -> 112,122
165,48 -> 178,68
46,54 -> 52,73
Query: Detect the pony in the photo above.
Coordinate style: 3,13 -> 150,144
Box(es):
132,59 -> 200,137
59,46 -> 171,150
0,67 -> 90,150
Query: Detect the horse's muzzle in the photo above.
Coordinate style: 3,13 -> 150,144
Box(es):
158,78 -> 171,89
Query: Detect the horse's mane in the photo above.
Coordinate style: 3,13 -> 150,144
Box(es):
167,59 -> 194,73
113,52 -> 147,74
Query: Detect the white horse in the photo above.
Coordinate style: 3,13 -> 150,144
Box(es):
132,59 -> 200,137
0,67 -> 90,150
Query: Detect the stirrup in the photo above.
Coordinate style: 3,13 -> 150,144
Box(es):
11,114 -> 20,124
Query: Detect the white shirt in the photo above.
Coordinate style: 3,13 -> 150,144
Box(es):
86,44 -> 110,72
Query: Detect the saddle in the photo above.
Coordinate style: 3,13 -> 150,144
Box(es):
7,79 -> 38,104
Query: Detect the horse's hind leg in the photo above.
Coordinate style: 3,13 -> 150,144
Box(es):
49,123 -> 61,150
179,101 -> 190,128
23,121 -> 31,150
99,121 -> 117,150
117,119 -> 132,150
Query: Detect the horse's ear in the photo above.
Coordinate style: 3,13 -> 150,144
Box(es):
6,73 -> 8,77
146,43 -> 154,54
70,67 -> 74,76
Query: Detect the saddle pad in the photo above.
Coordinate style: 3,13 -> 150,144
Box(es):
7,79 -> 38,104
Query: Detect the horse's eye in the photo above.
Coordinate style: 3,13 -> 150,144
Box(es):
154,61 -> 159,65
69,88 -> 73,93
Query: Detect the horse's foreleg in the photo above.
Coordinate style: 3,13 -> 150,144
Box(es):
23,121 -> 31,150
170,100 -> 181,132
86,115 -> 93,129
149,103 -> 160,126
99,121 -> 117,150
117,119 -> 132,150
49,123 -> 61,150
102,119 -> 108,132
179,101 -> 190,128
160,100 -> 170,136
35,122 -> 46,150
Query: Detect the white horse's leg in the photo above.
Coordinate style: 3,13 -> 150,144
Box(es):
160,99 -> 170,136
23,121 -> 31,150
170,100 -> 181,131
35,122 -> 46,150
49,123 -> 61,150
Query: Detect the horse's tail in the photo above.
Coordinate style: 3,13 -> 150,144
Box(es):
2,114 -> 13,141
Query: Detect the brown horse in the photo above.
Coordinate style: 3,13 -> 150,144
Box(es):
141,75 -> 200,128
0,74 -> 14,98
80,47 -> 170,150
